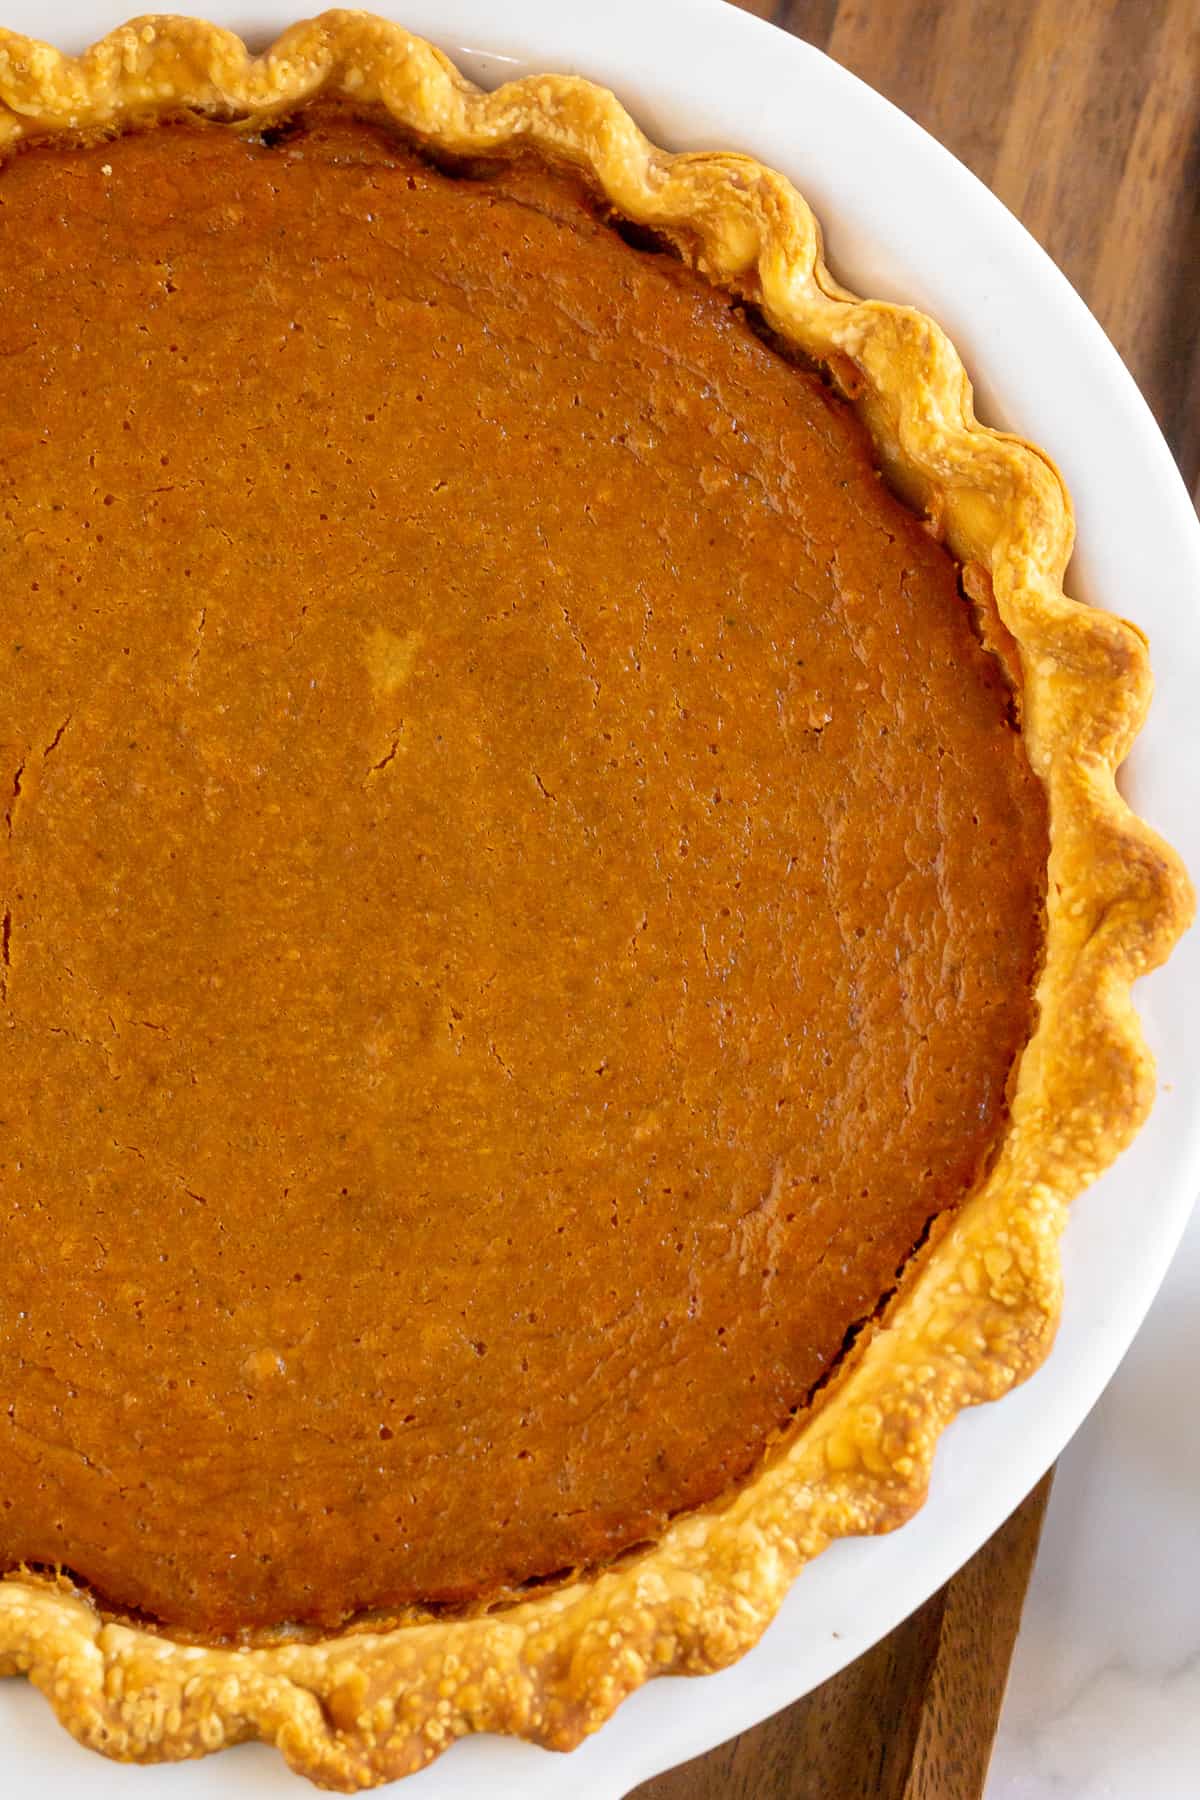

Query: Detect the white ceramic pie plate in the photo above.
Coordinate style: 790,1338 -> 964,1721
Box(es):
2,1 -> 1198,1794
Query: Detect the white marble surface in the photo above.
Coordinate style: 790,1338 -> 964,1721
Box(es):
988,1192 -> 1200,1800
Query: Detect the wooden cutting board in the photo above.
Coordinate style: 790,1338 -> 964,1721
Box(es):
633,1 -> 1200,1794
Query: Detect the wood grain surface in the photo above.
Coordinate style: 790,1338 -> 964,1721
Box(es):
632,1 -> 1199,1795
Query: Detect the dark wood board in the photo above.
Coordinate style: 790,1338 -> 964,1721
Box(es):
633,1 -> 1199,1793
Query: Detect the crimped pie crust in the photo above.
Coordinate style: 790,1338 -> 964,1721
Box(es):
0,10 -> 1192,1790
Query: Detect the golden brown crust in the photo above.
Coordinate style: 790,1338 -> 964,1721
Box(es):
0,10 -> 1192,1789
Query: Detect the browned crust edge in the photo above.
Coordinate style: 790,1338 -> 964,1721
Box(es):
0,10 -> 1192,1789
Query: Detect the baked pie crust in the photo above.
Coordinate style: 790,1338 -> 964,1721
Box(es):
0,11 -> 1191,1789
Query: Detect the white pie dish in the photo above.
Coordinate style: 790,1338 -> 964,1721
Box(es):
1,2 -> 1197,1795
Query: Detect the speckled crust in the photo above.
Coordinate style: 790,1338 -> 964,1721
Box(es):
0,10 -> 1192,1790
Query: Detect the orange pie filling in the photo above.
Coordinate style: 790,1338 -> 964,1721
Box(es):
0,108 -> 1047,1636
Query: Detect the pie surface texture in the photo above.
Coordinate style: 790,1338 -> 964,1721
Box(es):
0,101 -> 1050,1633
0,11 -> 1191,1790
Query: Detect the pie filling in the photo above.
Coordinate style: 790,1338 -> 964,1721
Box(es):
0,107 -> 1047,1636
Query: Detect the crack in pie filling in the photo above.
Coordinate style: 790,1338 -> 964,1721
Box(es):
0,12 -> 1190,1788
